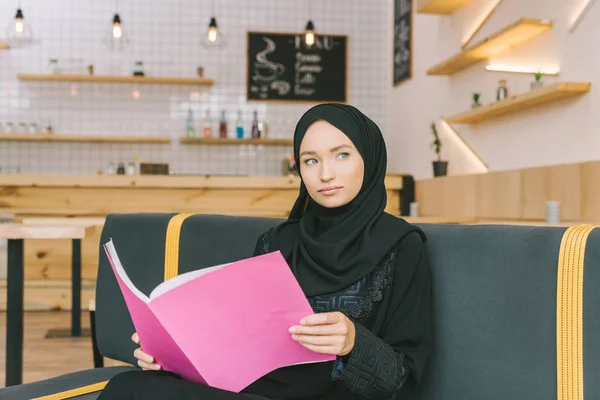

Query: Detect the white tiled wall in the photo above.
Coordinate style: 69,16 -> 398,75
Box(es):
0,0 -> 392,176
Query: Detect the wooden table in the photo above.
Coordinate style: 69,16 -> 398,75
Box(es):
0,224 -> 95,386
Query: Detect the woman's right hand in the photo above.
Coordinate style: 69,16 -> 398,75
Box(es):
132,332 -> 161,371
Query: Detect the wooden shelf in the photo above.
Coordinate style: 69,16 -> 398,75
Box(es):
417,0 -> 471,14
0,41 -> 9,50
428,18 -> 552,75
445,82 -> 591,124
0,133 -> 171,144
180,138 -> 293,146
17,74 -> 214,86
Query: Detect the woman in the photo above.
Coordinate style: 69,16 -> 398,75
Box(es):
99,103 -> 432,400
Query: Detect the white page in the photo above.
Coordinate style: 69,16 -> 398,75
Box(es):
104,239 -> 150,303
149,262 -> 231,300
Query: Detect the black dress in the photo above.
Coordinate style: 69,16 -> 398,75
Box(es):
98,229 -> 432,400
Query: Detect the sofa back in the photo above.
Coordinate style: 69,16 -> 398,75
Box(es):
96,214 -> 600,399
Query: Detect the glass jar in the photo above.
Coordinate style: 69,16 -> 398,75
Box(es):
48,59 -> 59,74
4,122 -> 14,134
497,80 -> 508,101
126,162 -> 136,175
106,162 -> 116,175
133,61 -> 145,77
28,123 -> 39,134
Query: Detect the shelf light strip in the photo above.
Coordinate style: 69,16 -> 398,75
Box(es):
440,119 -> 489,172
569,0 -> 596,33
462,0 -> 504,49
485,65 -> 560,75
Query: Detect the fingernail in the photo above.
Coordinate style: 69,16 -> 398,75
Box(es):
300,319 -> 306,325
289,327 -> 296,333
291,335 -> 298,341
154,364 -> 161,370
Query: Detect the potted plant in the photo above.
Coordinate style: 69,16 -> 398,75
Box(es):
430,122 -> 448,177
531,71 -> 543,90
471,92 -> 481,109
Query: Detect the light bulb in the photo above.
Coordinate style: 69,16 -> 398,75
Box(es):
305,30 -> 314,46
305,20 -> 315,47
112,14 -> 122,39
113,23 -> 122,39
15,18 -> 24,33
14,8 -> 24,34
208,26 -> 217,42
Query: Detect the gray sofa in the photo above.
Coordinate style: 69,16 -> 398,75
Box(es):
1,213 -> 598,399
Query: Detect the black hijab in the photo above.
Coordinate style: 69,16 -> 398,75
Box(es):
268,103 -> 425,297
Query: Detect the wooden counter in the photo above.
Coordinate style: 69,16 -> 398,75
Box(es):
0,173 -> 405,310
0,173 -> 403,216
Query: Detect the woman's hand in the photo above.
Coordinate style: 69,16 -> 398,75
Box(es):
132,332 -> 161,370
289,312 -> 356,356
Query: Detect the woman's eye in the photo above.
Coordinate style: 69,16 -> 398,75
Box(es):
337,152 -> 350,159
304,158 -> 318,165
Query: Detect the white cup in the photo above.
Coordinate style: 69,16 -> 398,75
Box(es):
546,201 -> 561,224
410,202 -> 420,218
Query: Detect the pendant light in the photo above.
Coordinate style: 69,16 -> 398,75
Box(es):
305,20 -> 315,47
112,13 -> 122,39
14,8 -> 24,34
304,1 -> 315,47
203,0 -> 224,47
104,0 -> 129,50
5,2 -> 33,46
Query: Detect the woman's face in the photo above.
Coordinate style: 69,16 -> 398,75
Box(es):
298,120 -> 365,208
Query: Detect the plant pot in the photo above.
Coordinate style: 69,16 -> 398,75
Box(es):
530,81 -> 543,91
432,161 -> 448,177
471,102 -> 481,109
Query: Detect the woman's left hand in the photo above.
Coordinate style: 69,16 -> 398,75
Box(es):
289,312 -> 356,356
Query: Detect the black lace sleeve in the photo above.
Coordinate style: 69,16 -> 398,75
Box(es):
332,323 -> 410,398
332,232 -> 433,399
253,228 -> 273,256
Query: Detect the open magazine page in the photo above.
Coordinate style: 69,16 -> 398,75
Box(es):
103,239 -> 150,303
149,262 -> 232,300
147,251 -> 336,392
103,238 -> 207,384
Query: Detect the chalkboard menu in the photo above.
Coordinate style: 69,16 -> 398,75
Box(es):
394,0 -> 412,85
247,32 -> 347,103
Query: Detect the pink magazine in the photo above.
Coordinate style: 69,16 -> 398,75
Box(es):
102,239 -> 335,393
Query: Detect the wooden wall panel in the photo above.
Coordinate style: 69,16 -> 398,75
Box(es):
520,164 -> 581,221
581,161 -> 600,222
477,170 -> 522,219
549,163 -> 582,221
520,167 -> 550,220
416,178 -> 444,216
442,174 -> 479,217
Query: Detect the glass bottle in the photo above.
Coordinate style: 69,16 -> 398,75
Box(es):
116,162 -> 126,175
203,109 -> 213,138
185,108 -> 196,138
236,110 -> 244,139
219,110 -> 228,139
251,110 -> 259,139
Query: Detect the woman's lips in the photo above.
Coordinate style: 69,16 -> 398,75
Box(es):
318,186 -> 343,196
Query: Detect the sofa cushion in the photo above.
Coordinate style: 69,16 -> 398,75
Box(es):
0,366 -> 137,400
412,223 -> 599,400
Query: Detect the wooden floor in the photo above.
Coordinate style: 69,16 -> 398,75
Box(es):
0,311 -> 129,388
